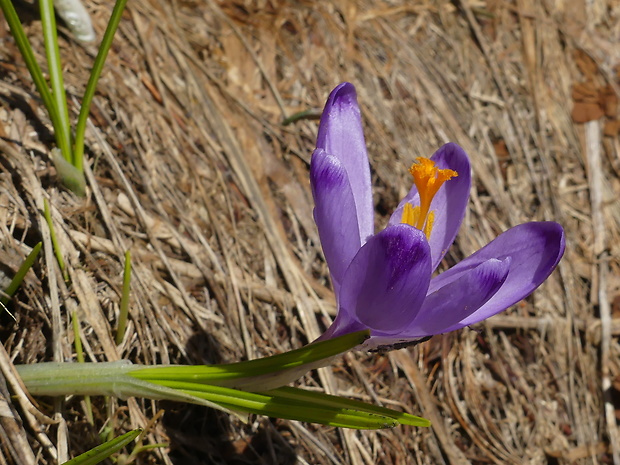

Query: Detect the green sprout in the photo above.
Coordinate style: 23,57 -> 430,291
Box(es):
1,242 -> 41,305
0,0 -> 129,195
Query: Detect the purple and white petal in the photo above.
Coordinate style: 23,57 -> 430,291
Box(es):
316,83 -> 374,243
402,258 -> 510,337
430,222 -> 565,331
390,143 -> 471,270
310,149 -> 362,295
338,224 -> 431,335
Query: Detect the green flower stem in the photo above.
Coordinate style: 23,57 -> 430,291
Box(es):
15,360 -> 244,419
115,250 -> 131,345
16,360 -> 141,396
73,0 -> 129,170
39,0 -> 72,163
0,0 -> 66,156
1,242 -> 41,305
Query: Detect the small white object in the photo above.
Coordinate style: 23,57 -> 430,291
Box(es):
53,0 -> 96,42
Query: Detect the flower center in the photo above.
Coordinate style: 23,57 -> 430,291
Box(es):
401,157 -> 458,239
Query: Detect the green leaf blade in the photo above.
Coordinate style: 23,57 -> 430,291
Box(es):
73,0 -> 129,170
149,380 -> 399,430
130,330 -> 369,385
39,0 -> 72,163
61,429 -> 142,465
1,242 -> 41,304
268,386 -> 431,428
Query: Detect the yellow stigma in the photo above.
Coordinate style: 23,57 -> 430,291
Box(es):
401,157 -> 458,239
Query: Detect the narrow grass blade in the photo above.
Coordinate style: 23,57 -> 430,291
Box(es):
115,250 -> 131,345
61,429 -> 142,465
39,0 -> 72,163
0,0 -> 66,155
73,0 -> 129,170
1,242 -> 41,305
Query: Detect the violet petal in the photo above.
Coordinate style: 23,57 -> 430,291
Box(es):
404,258 -> 511,337
316,311 -> 367,342
316,83 -> 374,242
390,143 -> 471,270
310,149 -> 362,294
338,224 -> 431,334
430,222 -> 565,331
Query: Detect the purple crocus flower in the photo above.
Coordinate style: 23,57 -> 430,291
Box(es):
311,83 -> 565,351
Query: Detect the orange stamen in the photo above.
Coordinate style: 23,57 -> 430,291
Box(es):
401,158 -> 457,239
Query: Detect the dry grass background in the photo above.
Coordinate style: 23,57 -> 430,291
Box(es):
0,0 -> 619,463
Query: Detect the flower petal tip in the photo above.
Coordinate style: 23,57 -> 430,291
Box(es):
317,83 -> 361,151
315,83 -> 374,241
